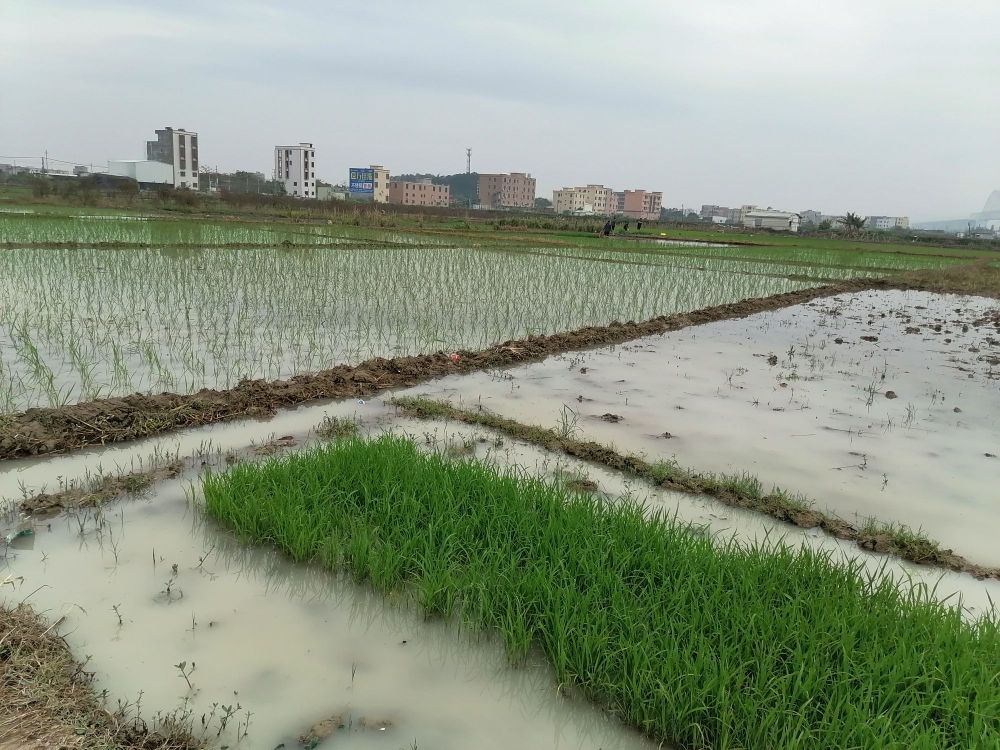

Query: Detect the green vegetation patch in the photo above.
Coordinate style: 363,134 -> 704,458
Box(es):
203,436 -> 1000,750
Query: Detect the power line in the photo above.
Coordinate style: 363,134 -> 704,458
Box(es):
0,154 -> 100,167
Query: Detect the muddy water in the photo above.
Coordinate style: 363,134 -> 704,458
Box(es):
2,473 -> 658,749
4,376 -> 1000,747
406,289 -> 1000,566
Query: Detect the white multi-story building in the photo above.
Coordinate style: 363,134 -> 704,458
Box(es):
274,143 -> 316,198
146,127 -> 199,189
553,184 -> 615,215
866,215 -> 910,230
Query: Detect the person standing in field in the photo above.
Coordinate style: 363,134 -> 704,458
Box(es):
623,220 -> 629,232
637,220 -> 643,231
602,219 -> 612,236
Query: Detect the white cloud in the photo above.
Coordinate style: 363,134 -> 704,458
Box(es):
1,0 -> 997,219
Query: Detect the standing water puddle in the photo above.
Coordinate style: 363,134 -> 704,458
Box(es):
409,289 -> 1000,565
2,471 -> 658,749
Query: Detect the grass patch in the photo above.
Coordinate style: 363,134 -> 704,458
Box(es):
202,436 -> 1000,749
391,396 -> 998,578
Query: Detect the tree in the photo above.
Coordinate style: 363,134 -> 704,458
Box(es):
840,212 -> 867,234
818,219 -> 832,231
29,177 -> 51,198
659,207 -> 685,221
534,197 -> 552,210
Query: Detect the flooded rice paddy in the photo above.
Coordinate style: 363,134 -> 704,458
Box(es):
0,242 -> 822,412
410,289 -> 1000,566
2,212 -> 997,747
4,387 -> 999,747
0,211 -> 963,413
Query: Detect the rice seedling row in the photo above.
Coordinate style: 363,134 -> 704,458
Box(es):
0,241 -> 816,412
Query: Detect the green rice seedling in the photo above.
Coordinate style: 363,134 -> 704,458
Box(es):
647,457 -> 684,484
203,436 -> 1000,750
0,209 -> 990,413
0,213 -> 849,412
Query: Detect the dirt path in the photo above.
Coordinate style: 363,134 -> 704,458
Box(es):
0,274 -> 991,461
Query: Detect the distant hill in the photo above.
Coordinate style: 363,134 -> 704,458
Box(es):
393,172 -> 479,205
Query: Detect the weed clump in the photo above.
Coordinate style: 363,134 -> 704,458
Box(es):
204,436 -> 1000,750
314,415 -> 360,440
0,601 -> 202,749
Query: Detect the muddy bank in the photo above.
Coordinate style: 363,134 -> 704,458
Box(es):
0,602 -> 200,750
18,461 -> 183,515
0,279 -> 891,460
391,397 -> 1000,581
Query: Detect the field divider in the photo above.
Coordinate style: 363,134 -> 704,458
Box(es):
391,395 -> 1000,580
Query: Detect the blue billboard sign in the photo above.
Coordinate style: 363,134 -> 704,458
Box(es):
349,167 -> 375,194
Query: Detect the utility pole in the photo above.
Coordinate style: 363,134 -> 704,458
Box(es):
466,148 -> 471,174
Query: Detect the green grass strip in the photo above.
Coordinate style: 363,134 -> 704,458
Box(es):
391,396 -> 1000,580
203,436 -> 1000,749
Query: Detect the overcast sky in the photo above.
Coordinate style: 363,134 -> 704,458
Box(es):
2,0 -> 997,220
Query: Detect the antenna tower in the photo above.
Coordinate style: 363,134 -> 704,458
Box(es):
466,148 -> 471,174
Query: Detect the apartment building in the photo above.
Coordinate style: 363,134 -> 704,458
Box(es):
145,127 -> 199,189
348,164 -> 390,202
477,172 -> 536,209
866,215 -> 910,230
552,184 -> 615,215
388,178 -> 450,207
371,165 -> 389,203
274,143 -> 316,198
612,192 -> 625,213
622,190 -> 663,221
